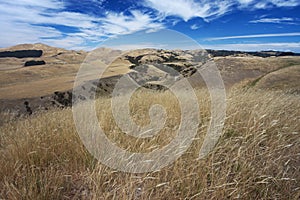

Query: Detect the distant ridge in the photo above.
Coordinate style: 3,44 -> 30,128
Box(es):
0,43 -> 63,52
206,49 -> 300,58
1,43 -> 299,58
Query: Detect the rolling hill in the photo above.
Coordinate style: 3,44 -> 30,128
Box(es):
0,43 -> 299,115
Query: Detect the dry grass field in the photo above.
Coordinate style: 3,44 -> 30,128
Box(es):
255,65 -> 300,93
0,44 -> 300,199
0,86 -> 299,199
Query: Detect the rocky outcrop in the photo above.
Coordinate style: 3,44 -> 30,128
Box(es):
0,50 -> 43,58
143,83 -> 168,91
52,91 -> 73,107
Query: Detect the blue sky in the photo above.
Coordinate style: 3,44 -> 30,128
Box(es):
0,0 -> 300,52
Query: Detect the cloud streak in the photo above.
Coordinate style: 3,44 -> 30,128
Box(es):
143,0 -> 234,21
204,42 -> 300,52
142,0 -> 300,21
250,17 -> 296,24
206,32 -> 300,41
100,11 -> 164,36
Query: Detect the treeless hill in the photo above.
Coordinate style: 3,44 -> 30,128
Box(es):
255,65 -> 300,94
1,44 -> 300,115
0,44 -> 83,113
214,56 -> 300,87
0,44 -> 128,99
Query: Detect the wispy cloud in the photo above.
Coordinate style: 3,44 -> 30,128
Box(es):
143,0 -> 234,21
206,32 -> 300,41
239,0 -> 300,9
105,43 -> 167,50
250,17 -> 296,24
190,24 -> 200,30
0,0 -> 97,48
1,0 -> 300,49
100,11 -> 164,36
143,0 -> 300,22
0,0 -> 164,49
1,0 -> 63,9
267,0 -> 300,7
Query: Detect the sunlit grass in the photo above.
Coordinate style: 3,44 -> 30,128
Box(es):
0,87 -> 299,199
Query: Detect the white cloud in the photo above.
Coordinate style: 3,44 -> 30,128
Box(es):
191,24 -> 200,30
252,0 -> 300,9
250,17 -> 296,24
268,0 -> 300,7
1,0 -> 300,49
142,0 -> 300,22
0,21 -> 62,47
0,0 -> 63,9
0,0 -> 99,48
206,32 -> 300,41
0,0 -> 165,49
143,0 -> 201,21
203,42 -> 300,52
239,0 -> 300,8
254,2 -> 269,9
238,0 -> 255,5
143,0 -> 234,21
43,36 -> 88,50
100,10 -> 164,35
105,43 -> 167,50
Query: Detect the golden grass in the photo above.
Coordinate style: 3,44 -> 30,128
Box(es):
1,55 -> 300,99
0,87 -> 299,199
255,65 -> 300,93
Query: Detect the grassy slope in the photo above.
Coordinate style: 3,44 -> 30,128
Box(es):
1,87 -> 299,199
255,65 -> 300,93
214,56 -> 300,87
1,52 -> 300,100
